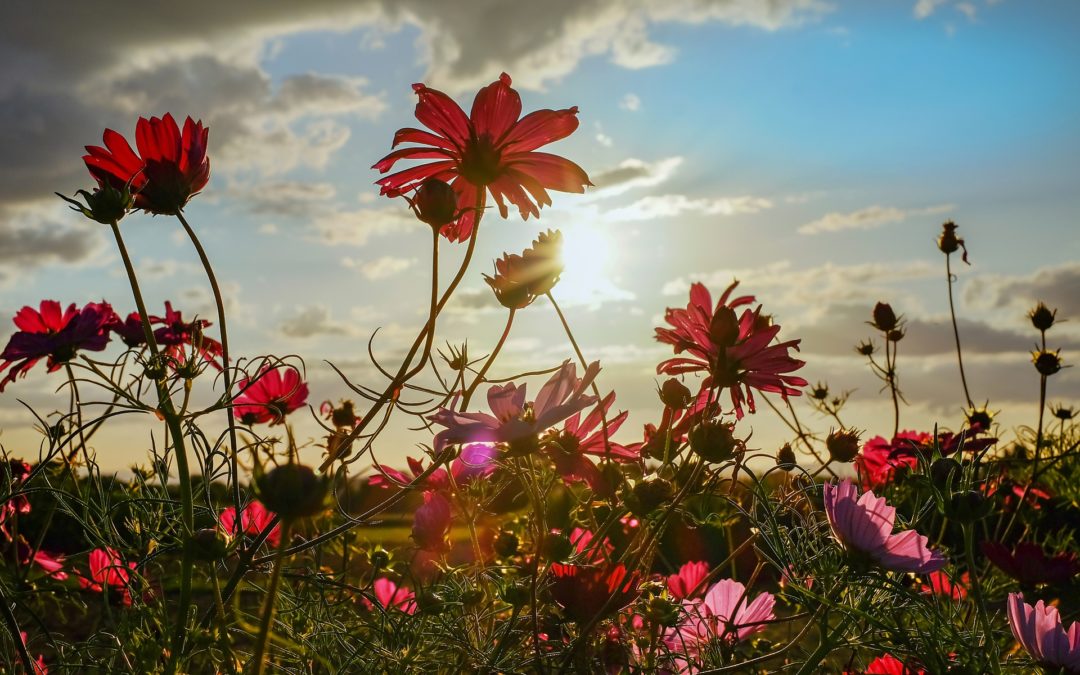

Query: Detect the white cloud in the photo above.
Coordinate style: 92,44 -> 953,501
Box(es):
310,207 -> 422,246
605,193 -> 773,221
914,0 -> 949,19
345,255 -> 417,280
964,262 -> 1080,322
955,2 -> 977,20
279,304 -> 356,338
619,93 -> 642,111
587,156 -> 684,198
798,204 -> 954,235
596,132 -> 614,147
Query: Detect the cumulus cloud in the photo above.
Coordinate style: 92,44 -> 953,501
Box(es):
913,0 -> 950,19
0,208 -> 105,287
232,180 -> 337,216
310,207 -> 422,246
343,255 -> 417,280
964,262 -> 1080,320
587,157 -> 684,198
619,93 -> 642,111
279,304 -> 356,339
798,204 -> 954,235
604,193 -> 772,221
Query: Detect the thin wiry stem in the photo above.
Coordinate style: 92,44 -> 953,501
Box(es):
946,253 -> 974,408
461,309 -> 516,410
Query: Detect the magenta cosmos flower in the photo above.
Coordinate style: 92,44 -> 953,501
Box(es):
80,547 -> 136,606
1008,593 -> 1080,672
666,560 -> 710,600
656,281 -> 807,419
0,300 -> 116,391
373,578 -> 417,614
373,73 -> 590,242
541,391 -> 636,493
233,365 -> 309,425
109,302 -> 223,370
369,443 -> 498,492
84,113 -> 210,215
823,479 -> 945,573
218,500 -> 281,547
667,578 -> 775,657
429,360 -> 599,455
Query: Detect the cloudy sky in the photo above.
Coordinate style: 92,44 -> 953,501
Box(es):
1,0 -> 1078,471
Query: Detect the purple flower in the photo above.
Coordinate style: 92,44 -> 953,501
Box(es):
0,300 -> 116,391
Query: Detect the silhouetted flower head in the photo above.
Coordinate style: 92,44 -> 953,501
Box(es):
234,365 -> 309,425
0,300 -> 116,391
374,73 -> 590,241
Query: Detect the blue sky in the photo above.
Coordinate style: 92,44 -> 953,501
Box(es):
0,0 -> 1077,470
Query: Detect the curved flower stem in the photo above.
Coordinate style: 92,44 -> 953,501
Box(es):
546,291 -> 613,457
251,520 -> 292,675
945,253 -> 974,409
885,338 -> 900,438
0,582 -> 38,674
795,610 -> 850,675
62,364 -> 91,469
460,308 -> 515,411
963,522 -> 1002,674
175,210 -> 243,532
108,221 -> 195,674
318,200 -> 481,472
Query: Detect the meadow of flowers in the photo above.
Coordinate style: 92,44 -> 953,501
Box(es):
0,72 -> 1077,674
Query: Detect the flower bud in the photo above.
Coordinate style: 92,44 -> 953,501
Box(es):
255,463 -> 330,521
937,220 -> 960,255
776,443 -> 797,471
187,528 -> 231,562
369,549 -> 390,569
886,328 -> 905,343
871,302 -> 898,332
417,589 -> 447,614
689,421 -> 743,463
809,382 -> 829,401
57,184 -> 134,225
825,429 -> 861,463
542,532 -> 573,562
460,588 -> 485,607
501,582 -> 530,607
930,457 -> 961,488
1028,302 -> 1056,332
412,178 -> 458,228
493,530 -> 520,558
946,490 -> 990,523
1052,404 -> 1076,421
1032,349 -> 1063,377
642,594 -> 681,627
965,406 -> 993,433
659,378 -> 692,409
855,340 -> 876,357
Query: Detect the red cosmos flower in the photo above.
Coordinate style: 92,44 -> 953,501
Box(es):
80,547 -> 136,606
919,570 -> 968,600
233,365 -> 309,425
373,73 -> 591,242
84,113 -> 210,215
541,392 -> 636,493
548,562 -> 640,624
152,302 -> 223,370
0,301 -> 116,392
855,430 -> 997,490
847,654 -> 926,675
656,281 -> 807,419
218,500 -> 281,547
981,542 -> 1080,587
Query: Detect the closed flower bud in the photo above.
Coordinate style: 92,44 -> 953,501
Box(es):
460,588 -> 485,607
947,490 -> 990,523
930,457 -> 961,488
369,549 -> 390,569
417,589 -> 446,614
825,428 -> 861,463
501,582 -> 530,607
1052,404 -> 1076,421
187,527 -> 231,562
855,340 -> 876,356
542,532 -> 573,562
412,178 -> 458,228
776,443 -> 797,471
689,421 -> 743,463
809,382 -> 829,401
1032,349 -> 1063,377
1028,302 -> 1056,332
493,530 -> 520,558
57,184 -> 135,225
886,328 -> 905,342
871,302 -> 898,332
965,406 -> 993,433
625,477 -> 675,517
937,220 -> 960,255
643,594 -> 681,627
255,463 -> 330,521
659,378 -> 692,409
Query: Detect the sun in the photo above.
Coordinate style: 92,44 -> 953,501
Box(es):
553,225 -> 627,307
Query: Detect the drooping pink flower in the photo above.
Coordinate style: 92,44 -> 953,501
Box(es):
982,542 -> 1079,587
218,500 -> 281,547
1007,593 -> 1080,672
0,300 -> 116,391
373,577 -> 417,614
667,561 -> 710,600
668,578 -> 775,655
16,539 -> 68,580
412,491 -> 452,552
655,281 -> 807,418
823,479 -> 946,573
233,365 -> 309,426
0,459 -> 33,540
919,570 -> 968,600
84,113 -> 210,215
369,443 -> 498,492
548,562 -> 640,624
374,73 -> 590,242
80,547 -> 136,605
429,360 -> 599,455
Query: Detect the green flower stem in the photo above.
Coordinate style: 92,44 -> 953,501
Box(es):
964,522 -> 1002,674
108,221 -> 195,674
460,308 -> 515,411
251,520 -> 292,675
175,210 -> 243,532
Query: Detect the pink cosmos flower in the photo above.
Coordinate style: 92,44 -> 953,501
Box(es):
668,578 -> 775,656
0,300 -> 116,391
823,479 -> 946,573
848,654 -> 926,675
218,500 -> 282,547
373,577 -> 417,614
655,281 -> 806,419
1007,593 -> 1080,672
108,302 -> 223,370
369,443 -> 498,492
233,365 -> 309,425
412,491 -> 452,551
541,391 -> 636,492
80,547 -> 136,606
374,73 -> 590,242
0,459 -> 33,540
429,360 -> 600,455
16,539 -> 68,580
667,561 -> 710,600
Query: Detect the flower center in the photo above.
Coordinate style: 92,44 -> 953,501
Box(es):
458,134 -> 502,186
